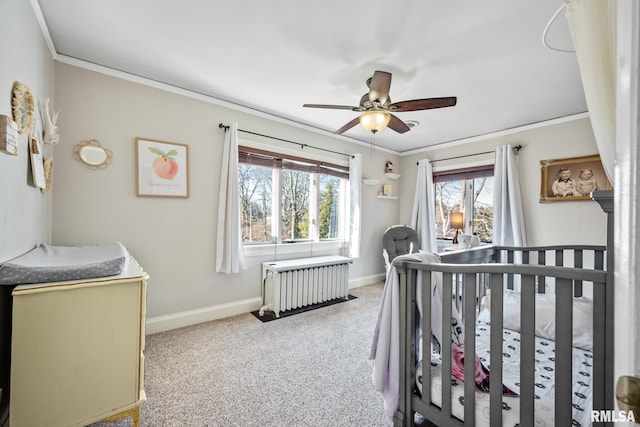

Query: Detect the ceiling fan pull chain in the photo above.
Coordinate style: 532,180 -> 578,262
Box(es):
370,130 -> 376,157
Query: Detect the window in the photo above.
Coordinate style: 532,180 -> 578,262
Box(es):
238,161 -> 273,243
238,146 -> 349,245
318,174 -> 343,239
434,166 -> 494,242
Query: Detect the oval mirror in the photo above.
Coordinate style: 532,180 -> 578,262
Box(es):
80,145 -> 108,165
73,140 -> 112,169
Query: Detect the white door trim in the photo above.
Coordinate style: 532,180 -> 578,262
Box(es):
614,0 -> 640,420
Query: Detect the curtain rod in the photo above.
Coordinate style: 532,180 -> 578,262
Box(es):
419,144 -> 522,165
218,123 -> 354,158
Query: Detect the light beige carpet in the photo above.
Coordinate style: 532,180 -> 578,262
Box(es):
90,282 -> 393,427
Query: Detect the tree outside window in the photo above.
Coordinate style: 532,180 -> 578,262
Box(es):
281,169 -> 310,241
319,175 -> 341,239
239,163 -> 273,243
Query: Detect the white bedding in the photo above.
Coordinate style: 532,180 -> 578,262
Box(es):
416,320 -> 594,427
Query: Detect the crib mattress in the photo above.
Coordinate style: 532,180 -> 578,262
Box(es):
416,320 -> 594,427
0,242 -> 128,285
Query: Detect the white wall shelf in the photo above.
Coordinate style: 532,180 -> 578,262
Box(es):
377,195 -> 398,200
384,172 -> 401,180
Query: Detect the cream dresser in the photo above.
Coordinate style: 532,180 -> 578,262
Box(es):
9,257 -> 147,427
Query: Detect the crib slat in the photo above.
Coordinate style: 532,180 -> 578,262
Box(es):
420,269 -> 433,411
463,273 -> 476,426
520,274 -> 536,427
593,277 -> 606,412
397,265 -> 417,426
507,250 -> 514,290
595,249 -> 604,271
555,249 -> 564,267
442,273 -> 453,418
574,249 -> 583,296
538,251 -> 546,293
555,278 -> 573,427
456,273 -> 463,317
489,274 -> 504,427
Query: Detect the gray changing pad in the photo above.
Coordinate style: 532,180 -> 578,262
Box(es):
0,242 -> 129,285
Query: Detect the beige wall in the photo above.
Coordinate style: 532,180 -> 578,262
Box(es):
398,116 -> 608,246
0,0 -> 54,262
53,63 -> 399,323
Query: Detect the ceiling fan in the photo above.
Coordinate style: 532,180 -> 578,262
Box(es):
303,70 -> 457,135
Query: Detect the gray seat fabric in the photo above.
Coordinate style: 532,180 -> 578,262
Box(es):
382,225 -> 419,264
0,242 -> 128,285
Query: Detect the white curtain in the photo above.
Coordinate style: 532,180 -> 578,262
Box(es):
216,122 -> 246,273
493,145 -> 527,246
565,0 -> 617,185
348,153 -> 362,258
411,159 -> 438,252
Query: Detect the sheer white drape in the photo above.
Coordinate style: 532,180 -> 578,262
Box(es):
493,145 -> 527,246
565,0 -> 617,185
216,123 -> 246,273
348,153 -> 362,258
411,159 -> 438,252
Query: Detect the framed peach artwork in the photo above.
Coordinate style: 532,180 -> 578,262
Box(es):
136,137 -> 189,198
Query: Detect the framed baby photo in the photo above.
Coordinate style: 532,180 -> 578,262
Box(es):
539,154 -> 612,203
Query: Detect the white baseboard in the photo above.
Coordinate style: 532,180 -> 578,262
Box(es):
349,273 -> 385,289
145,273 -> 385,335
146,297 -> 262,335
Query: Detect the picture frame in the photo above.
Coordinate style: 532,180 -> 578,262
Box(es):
540,154 -> 611,203
136,137 -> 189,198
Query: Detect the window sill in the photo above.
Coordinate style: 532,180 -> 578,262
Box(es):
243,240 -> 347,258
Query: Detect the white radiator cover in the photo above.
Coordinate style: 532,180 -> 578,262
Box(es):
260,255 -> 352,317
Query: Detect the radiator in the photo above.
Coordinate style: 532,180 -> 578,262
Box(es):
259,255 -> 352,317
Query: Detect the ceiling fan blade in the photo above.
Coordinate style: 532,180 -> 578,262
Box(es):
389,97 -> 457,112
303,103 -> 359,111
335,117 -> 361,134
387,114 -> 411,134
368,71 -> 392,105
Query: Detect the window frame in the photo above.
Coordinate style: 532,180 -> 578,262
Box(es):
434,164 -> 494,242
238,143 -> 350,256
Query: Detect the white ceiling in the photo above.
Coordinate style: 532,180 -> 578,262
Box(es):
35,0 -> 586,153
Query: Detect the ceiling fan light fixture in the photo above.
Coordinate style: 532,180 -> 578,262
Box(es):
359,110 -> 391,133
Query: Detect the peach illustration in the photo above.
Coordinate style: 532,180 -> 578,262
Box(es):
149,147 -> 179,180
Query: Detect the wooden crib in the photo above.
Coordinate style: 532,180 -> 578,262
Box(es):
392,244 -> 612,427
